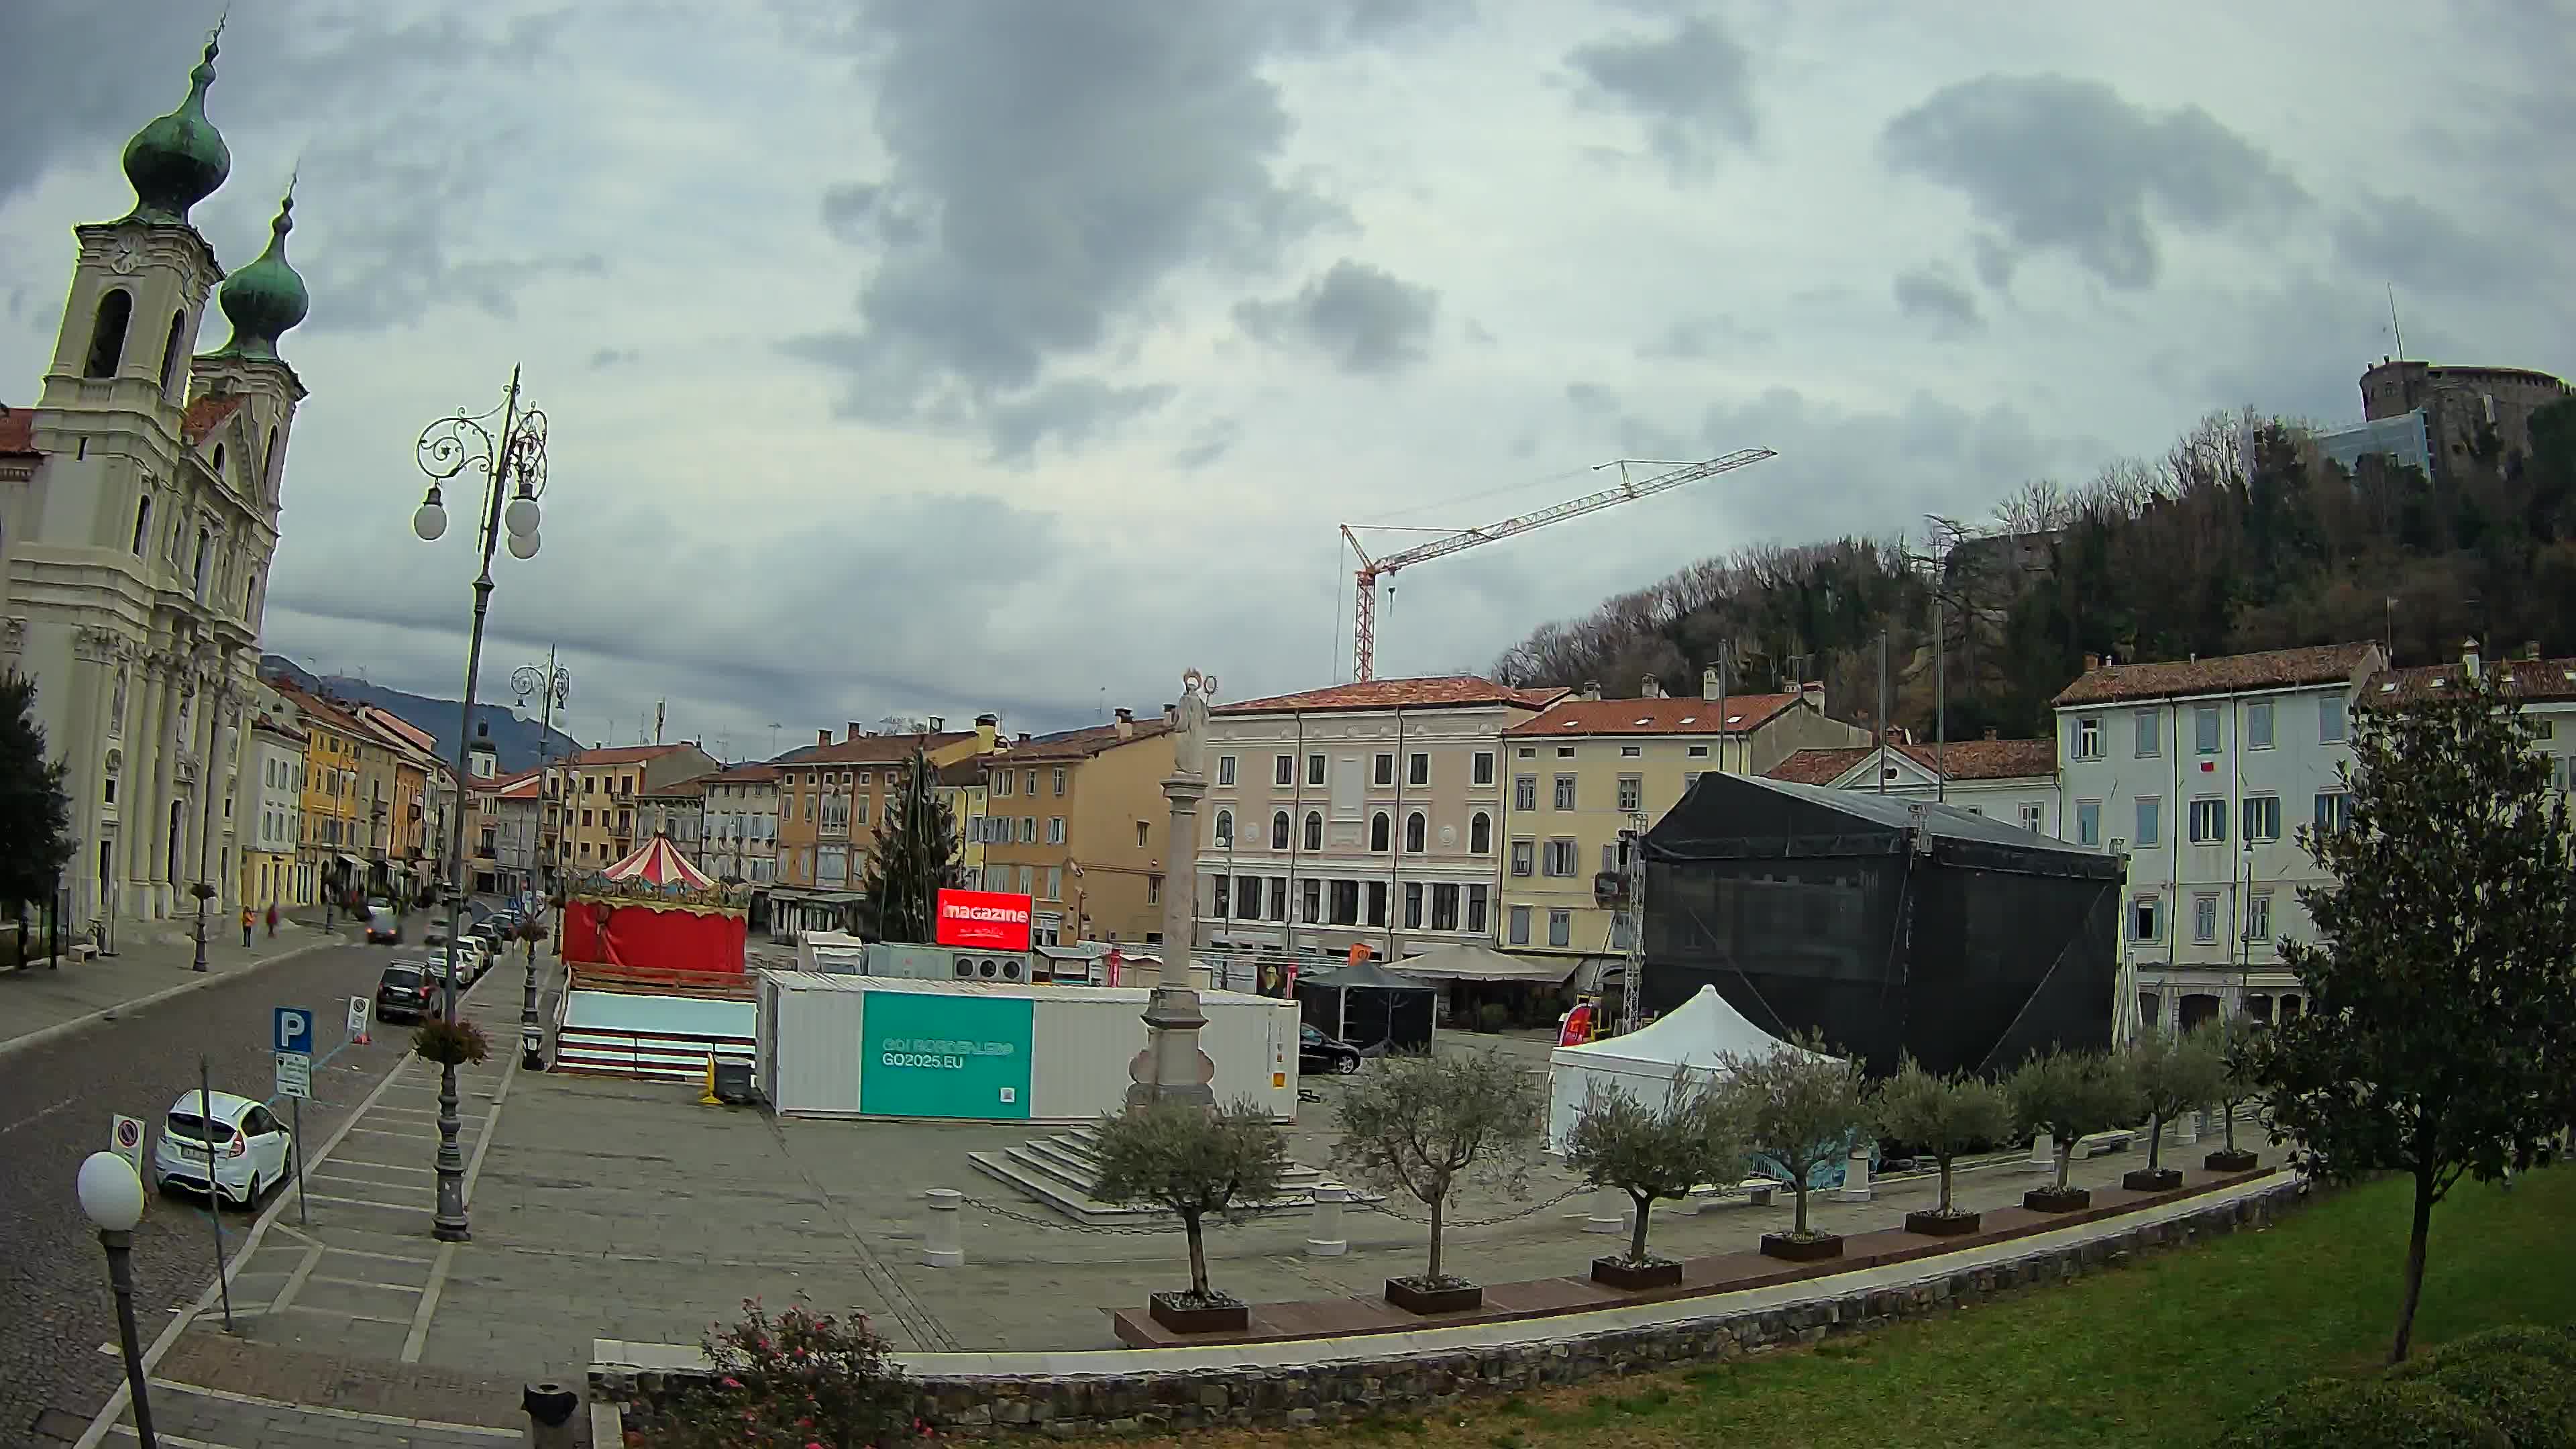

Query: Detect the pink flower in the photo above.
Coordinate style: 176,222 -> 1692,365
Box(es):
720,1377 -> 743,1389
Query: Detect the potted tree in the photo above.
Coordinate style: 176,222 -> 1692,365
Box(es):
1721,1032 -> 1870,1263
2206,1016 -> 2265,1172
1332,1049 -> 1542,1314
2008,1047 -> 2141,1212
1870,1056 -> 2014,1236
2125,1024 -> 2225,1191
1089,1099 -> 1288,1334
1562,1068 -> 1749,1289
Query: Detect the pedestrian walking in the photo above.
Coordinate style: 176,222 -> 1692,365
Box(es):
264,903 -> 278,938
239,906 -> 254,948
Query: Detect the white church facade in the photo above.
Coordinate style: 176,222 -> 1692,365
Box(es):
0,30 -> 312,941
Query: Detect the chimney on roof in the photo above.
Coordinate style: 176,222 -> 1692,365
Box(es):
1580,679 -> 1602,702
975,713 -> 999,752
2524,641 -> 2542,661
1641,675 -> 1663,698
1701,665 -> 1721,702
1984,727 -> 1999,741
928,716 -> 945,733
1017,733 -> 1031,745
817,729 -> 830,747
1801,680 -> 1824,707
847,721 -> 865,742
2084,653 -> 2101,672
1114,707 -> 1134,740
2462,637 -> 2482,678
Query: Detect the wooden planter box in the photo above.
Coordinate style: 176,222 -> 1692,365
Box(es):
1904,1209 -> 1981,1237
1147,1292 -> 1249,1335
1760,1232 -> 1843,1263
2024,1185 -> 2092,1214
1591,1255 -> 1684,1291
2122,1167 -> 2184,1193
1384,1277 -> 1482,1315
2204,1148 -> 2260,1173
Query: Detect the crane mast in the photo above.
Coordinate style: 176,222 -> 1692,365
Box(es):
1342,448 -> 1776,681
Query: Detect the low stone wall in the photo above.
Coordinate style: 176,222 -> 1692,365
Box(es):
597,1179 -> 2306,1440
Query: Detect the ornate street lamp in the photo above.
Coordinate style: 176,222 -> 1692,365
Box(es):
411,367 -> 548,1242
511,654 -> 570,1069
78,1151 -> 157,1448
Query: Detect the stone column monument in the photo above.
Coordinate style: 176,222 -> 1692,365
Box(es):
1126,669 -> 1218,1112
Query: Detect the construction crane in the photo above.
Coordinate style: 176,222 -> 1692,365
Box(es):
1340,449 -> 1777,681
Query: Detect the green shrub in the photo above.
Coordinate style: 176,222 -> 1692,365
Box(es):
1475,1002 -> 1510,1033
2214,1375 -> 2510,1448
2419,1324 -> 2576,1374
2398,1349 -> 2576,1449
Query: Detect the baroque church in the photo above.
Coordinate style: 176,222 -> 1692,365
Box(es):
0,31 -> 311,939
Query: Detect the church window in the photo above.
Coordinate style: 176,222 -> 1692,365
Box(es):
193,527 -> 211,599
264,427 -> 280,497
129,496 -> 152,555
158,311 -> 187,395
85,289 -> 133,378
211,443 -> 225,481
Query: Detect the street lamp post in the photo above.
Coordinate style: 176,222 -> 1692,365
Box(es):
511,653 -> 570,1071
78,1151 -> 157,1448
411,367 -> 549,1242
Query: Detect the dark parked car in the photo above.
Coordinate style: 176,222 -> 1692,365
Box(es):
375,963 -> 437,1023
1299,1023 -> 1363,1076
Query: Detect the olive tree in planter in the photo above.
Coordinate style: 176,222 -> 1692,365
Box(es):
1870,1057 -> 2014,1237
2125,1024 -> 2226,1191
1089,1099 -> 1288,1334
1720,1032 -> 1869,1263
2007,1047 -> 2141,1212
1331,1049 -> 1542,1314
2206,1018 -> 2265,1172
1562,1068 -> 1749,1289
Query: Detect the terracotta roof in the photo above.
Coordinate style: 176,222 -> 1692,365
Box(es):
0,405 -> 35,457
494,773 -> 543,801
787,731 -> 974,767
936,757 -> 988,787
1505,693 -> 1801,737
1216,676 -> 1566,715
250,713 -> 307,744
561,743 -> 690,767
471,767 -> 541,796
1004,718 -> 1173,761
182,394 -> 246,445
2051,644 -> 2380,707
2373,657 -> 2576,705
356,705 -> 439,757
706,763 -> 781,784
1766,737 -> 2058,787
640,775 -> 709,798
267,681 -> 366,736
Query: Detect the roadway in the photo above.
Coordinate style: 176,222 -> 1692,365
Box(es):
0,934 -> 533,1444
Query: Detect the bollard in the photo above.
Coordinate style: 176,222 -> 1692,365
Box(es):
2172,1110 -> 2198,1146
522,1381 -> 578,1448
1837,1142 -> 1873,1203
1305,1183 -> 1349,1256
1582,1186 -> 1625,1234
2028,1131 -> 2056,1170
920,1187 -> 964,1268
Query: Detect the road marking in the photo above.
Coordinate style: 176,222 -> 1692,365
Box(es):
301,1192 -> 419,1212
109,1427 -> 241,1448
0,1093 -> 80,1136
270,1245 -> 323,1314
278,1301 -> 414,1326
315,1243 -> 437,1267
311,1273 -> 426,1294
400,1241 -> 457,1362
324,1158 -> 435,1175
144,1378 -> 521,1436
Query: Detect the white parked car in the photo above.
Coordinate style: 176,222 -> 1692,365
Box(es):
447,938 -> 487,985
154,1091 -> 293,1208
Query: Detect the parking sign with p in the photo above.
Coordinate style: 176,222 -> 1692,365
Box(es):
273,1006 -> 313,1055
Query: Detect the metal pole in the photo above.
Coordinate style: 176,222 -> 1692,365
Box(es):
1934,588 -> 1947,804
192,692 -> 217,971
433,367 -> 523,1244
100,1228 -> 158,1448
199,1057 -> 233,1331
1877,630 -> 1890,794
291,1095 -> 307,1226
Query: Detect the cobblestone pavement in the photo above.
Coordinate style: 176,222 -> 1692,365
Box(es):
8,932 -> 544,1446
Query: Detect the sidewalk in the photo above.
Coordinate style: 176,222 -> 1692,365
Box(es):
0,916 -> 343,1057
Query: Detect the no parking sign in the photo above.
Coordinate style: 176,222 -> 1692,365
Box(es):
109,1114 -> 146,1178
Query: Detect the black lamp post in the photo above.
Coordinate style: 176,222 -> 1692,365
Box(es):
511,655 -> 569,1069
411,368 -> 549,1242
78,1152 -> 156,1448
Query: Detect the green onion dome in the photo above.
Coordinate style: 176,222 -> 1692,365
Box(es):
121,34 -> 230,226
211,193 -> 309,361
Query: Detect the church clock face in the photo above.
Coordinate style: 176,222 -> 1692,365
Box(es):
107,237 -> 142,275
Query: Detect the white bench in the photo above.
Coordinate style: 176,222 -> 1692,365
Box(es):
1689,1176 -> 1788,1212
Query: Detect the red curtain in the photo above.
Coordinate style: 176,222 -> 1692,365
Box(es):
596,904 -> 745,975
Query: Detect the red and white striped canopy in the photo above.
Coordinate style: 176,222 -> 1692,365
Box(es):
596,835 -> 715,890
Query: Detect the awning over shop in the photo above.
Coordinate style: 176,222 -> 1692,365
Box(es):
1388,943 -> 1581,984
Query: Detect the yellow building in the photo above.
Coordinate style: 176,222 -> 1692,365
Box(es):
769,718 -> 997,936
270,684 -> 368,904
980,710 -> 1175,946
1497,678 -> 1868,976
545,743 -> 720,877
936,755 -> 992,890
239,713 -> 307,910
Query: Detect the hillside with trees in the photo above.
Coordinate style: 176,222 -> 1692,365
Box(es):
1493,399 -> 2576,740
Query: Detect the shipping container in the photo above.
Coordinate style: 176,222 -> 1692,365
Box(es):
755,972 -> 1299,1122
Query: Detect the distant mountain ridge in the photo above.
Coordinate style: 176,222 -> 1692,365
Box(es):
259,655 -> 580,776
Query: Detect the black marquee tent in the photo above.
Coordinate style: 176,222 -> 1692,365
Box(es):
1297,961 -> 1438,1054
1641,773 -> 2122,1078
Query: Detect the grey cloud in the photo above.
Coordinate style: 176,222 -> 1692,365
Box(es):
588,346 -> 640,370
1882,74 -> 2304,289
1234,259 -> 1440,374
786,2 -> 1359,455
2332,194 -> 2522,299
984,380 -> 1177,464
1893,266 -> 1983,337
1566,16 -> 1756,176
1565,381 -> 1617,415
1635,313 -> 1768,359
1171,419 -> 1242,472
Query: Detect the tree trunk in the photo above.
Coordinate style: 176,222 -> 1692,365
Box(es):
1936,1155 -> 1954,1214
2054,1140 -> 2074,1191
2222,1099 -> 2239,1152
1426,1193 -> 1445,1283
1184,1210 -> 1211,1300
2147,1112 -> 2164,1171
1792,1179 -> 1810,1235
1628,1192 -> 1652,1263
2390,1169 -> 2436,1364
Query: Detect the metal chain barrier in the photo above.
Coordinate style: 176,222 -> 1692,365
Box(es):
1353,1183 -> 1585,1229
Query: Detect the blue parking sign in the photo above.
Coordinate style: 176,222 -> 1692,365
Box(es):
273,1006 -> 313,1055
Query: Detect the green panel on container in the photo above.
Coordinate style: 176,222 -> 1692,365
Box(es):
858,991 -> 1034,1120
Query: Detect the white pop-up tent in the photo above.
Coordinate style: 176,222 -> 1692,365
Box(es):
1544,984 -> 1839,1151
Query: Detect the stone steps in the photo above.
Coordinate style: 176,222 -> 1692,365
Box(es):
967,1128 -> 1366,1226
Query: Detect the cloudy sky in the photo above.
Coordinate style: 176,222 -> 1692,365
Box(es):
5,1 -> 2569,755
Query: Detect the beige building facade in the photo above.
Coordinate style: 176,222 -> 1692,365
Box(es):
981,711 -> 1175,946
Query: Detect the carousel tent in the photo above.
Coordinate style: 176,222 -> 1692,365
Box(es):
561,835 -> 749,975
1297,961 -> 1437,1054
1544,984 -> 1831,1150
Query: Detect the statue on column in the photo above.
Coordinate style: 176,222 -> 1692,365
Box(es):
1172,669 -> 1218,778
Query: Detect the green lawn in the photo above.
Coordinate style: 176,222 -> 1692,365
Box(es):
1242,1166 -> 2574,1449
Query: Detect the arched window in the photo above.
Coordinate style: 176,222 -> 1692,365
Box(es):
1270,810 -> 1290,850
1302,810 -> 1322,852
193,527 -> 212,598
1213,809 -> 1233,847
211,443 -> 225,482
1470,811 -> 1492,854
129,496 -> 152,555
1370,812 -> 1390,853
85,289 -> 133,378
158,311 -> 188,394
264,426 -> 280,497
1405,811 -> 1427,853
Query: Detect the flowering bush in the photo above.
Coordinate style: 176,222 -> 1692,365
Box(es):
661,1298 -> 911,1448
411,1017 -> 490,1067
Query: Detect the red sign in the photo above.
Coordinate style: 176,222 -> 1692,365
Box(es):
1558,1001 -> 1597,1048
934,888 -> 1033,951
